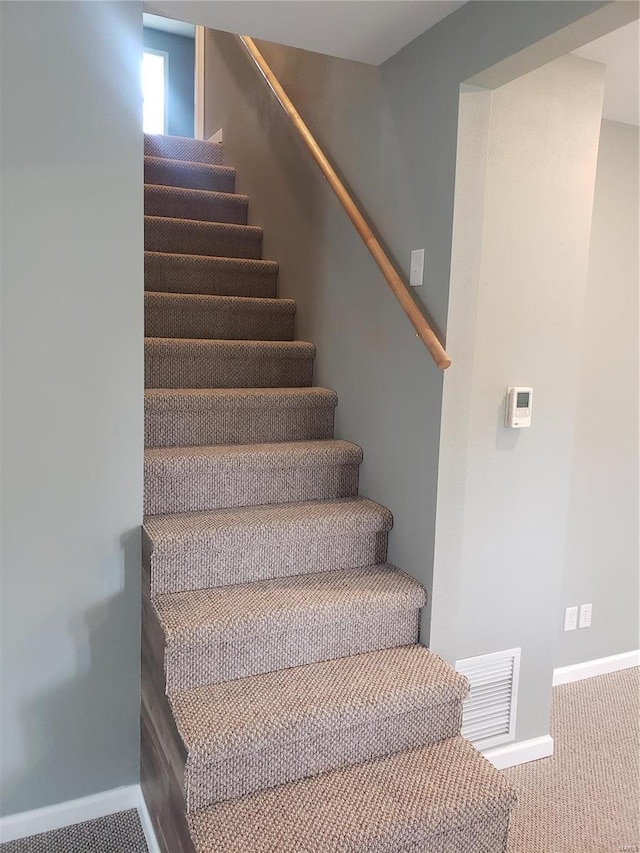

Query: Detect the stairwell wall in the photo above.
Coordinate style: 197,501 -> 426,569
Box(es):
0,1 -> 143,815
202,3 -> 630,662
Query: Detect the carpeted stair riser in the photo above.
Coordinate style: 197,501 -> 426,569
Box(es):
144,440 -> 362,515
145,156 -> 236,193
143,496 -> 390,594
184,702 -> 464,812
145,134 -> 223,165
163,608 -> 418,693
144,388 -> 337,447
187,737 -> 516,853
153,565 -> 425,691
144,339 -> 314,390
144,185 -> 249,226
145,217 -> 262,259
170,646 -> 468,811
144,398 -> 334,447
144,388 -> 336,449
144,293 -> 295,342
144,253 -> 278,299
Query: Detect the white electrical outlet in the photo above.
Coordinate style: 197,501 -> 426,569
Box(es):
564,606 -> 578,632
579,603 -> 592,629
410,249 -> 425,287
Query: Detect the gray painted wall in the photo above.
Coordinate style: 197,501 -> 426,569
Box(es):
556,119 -> 639,667
144,27 -> 195,138
203,0 -> 626,642
203,2 -> 630,749
443,56 -> 605,744
0,1 -> 143,815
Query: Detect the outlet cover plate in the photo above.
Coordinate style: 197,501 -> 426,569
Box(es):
579,603 -> 592,629
564,606 -> 578,632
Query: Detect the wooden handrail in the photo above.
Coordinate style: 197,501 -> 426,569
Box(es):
238,36 -> 451,370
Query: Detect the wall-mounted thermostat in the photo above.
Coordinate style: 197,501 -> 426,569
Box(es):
505,386 -> 533,428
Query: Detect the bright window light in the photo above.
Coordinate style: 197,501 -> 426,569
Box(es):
142,50 -> 167,134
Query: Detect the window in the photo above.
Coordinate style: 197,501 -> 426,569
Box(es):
142,49 -> 168,134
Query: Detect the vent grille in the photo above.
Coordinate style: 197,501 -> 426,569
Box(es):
455,648 -> 521,749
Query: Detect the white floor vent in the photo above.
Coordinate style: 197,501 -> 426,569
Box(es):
455,648 -> 521,750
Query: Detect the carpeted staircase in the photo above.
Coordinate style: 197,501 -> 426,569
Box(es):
141,133 -> 516,852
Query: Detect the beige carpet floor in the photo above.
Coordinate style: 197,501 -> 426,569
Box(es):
0,809 -> 147,852
504,668 -> 639,853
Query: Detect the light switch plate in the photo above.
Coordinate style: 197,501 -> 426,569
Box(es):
410,249 -> 425,287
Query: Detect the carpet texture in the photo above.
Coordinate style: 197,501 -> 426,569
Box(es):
171,645 -> 468,810
154,564 -> 426,691
144,216 -> 263,258
505,667 -> 640,853
144,252 -> 278,298
144,156 -> 236,193
143,495 -> 389,594
144,337 -> 315,390
144,386 -> 337,448
188,737 -> 516,853
0,810 -> 147,853
140,132 -> 516,851
144,134 -> 223,164
144,185 -> 249,225
143,439 -> 361,515
144,292 -> 296,341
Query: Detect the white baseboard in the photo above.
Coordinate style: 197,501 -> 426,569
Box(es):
0,784 -> 160,852
553,649 -> 640,686
482,734 -> 554,770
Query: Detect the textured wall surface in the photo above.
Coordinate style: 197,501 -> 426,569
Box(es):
442,55 -> 605,742
203,3 -> 620,654
557,119 -> 639,668
0,1 -> 143,815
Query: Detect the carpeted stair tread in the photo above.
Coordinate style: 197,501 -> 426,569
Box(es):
187,736 -> 516,853
144,494 -> 387,543
144,156 -> 236,193
154,563 -> 423,636
144,386 -> 337,448
144,338 -> 315,390
144,252 -> 278,298
144,133 -> 223,165
171,644 -> 467,762
144,291 -> 296,341
143,439 -> 362,514
168,645 -> 468,810
153,564 -> 425,690
145,216 -> 263,259
144,185 -> 249,225
143,495 -> 390,593
146,438 -> 362,471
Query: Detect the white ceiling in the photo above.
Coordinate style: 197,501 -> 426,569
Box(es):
143,1 -> 466,65
143,12 -> 195,38
573,21 -> 639,126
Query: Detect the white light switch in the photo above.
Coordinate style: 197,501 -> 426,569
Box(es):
410,249 -> 425,287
